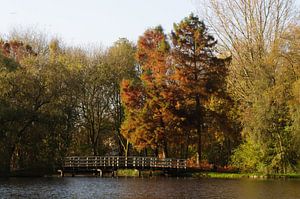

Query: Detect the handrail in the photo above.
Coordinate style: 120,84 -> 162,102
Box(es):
63,156 -> 187,169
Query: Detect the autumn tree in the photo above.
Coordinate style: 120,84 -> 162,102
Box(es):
171,14 -> 230,162
121,26 -> 176,157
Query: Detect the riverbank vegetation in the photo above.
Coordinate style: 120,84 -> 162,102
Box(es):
1,0 -> 300,176
191,172 -> 300,179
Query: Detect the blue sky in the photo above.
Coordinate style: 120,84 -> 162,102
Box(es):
0,0 -> 195,47
0,0 -> 298,47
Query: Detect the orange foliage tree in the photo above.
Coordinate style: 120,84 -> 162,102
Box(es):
121,26 -> 182,157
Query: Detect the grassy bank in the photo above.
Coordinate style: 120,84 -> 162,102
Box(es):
114,169 -> 300,179
191,172 -> 300,179
115,169 -> 300,179
116,169 -> 164,177
191,172 -> 247,179
116,169 -> 139,177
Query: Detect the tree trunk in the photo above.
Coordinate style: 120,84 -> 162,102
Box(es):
124,140 -> 129,157
154,148 -> 159,157
163,140 -> 168,158
197,129 -> 202,164
185,135 -> 189,159
195,94 -> 202,163
0,145 -> 15,176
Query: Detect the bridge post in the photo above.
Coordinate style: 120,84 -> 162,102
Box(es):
57,169 -> 64,177
97,169 -> 102,177
112,170 -> 117,177
72,164 -> 75,177
150,157 -> 153,167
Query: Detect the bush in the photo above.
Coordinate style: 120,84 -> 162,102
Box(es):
231,139 -> 266,173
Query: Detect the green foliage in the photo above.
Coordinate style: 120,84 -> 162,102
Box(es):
231,139 -> 265,173
192,172 -> 248,179
116,169 -> 139,177
0,53 -> 19,71
229,24 -> 300,174
0,50 -> 77,174
198,0 -> 300,174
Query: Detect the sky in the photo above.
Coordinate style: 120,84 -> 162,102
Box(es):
0,0 -> 196,47
1,0 -> 299,48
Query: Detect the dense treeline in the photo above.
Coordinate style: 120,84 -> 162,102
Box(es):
0,37 -> 137,175
199,0 -> 300,174
0,0 -> 300,176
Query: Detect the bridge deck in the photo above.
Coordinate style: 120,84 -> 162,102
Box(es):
63,156 -> 187,172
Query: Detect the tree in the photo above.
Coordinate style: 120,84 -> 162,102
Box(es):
104,38 -> 137,156
121,26 -> 181,157
197,0 -> 296,102
170,14 -> 230,161
75,54 -> 113,156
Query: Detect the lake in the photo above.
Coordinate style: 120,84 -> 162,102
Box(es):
1,177 -> 300,199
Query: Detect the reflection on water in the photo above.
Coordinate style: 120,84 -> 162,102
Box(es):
0,177 -> 300,199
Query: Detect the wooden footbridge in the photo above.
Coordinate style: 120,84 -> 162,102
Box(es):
61,156 -> 187,177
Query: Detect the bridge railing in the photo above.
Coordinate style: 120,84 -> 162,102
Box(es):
63,156 -> 187,169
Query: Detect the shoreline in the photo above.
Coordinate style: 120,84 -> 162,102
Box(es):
2,169 -> 300,179
190,172 -> 300,179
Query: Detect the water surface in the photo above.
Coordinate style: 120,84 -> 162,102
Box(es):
1,177 -> 300,199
